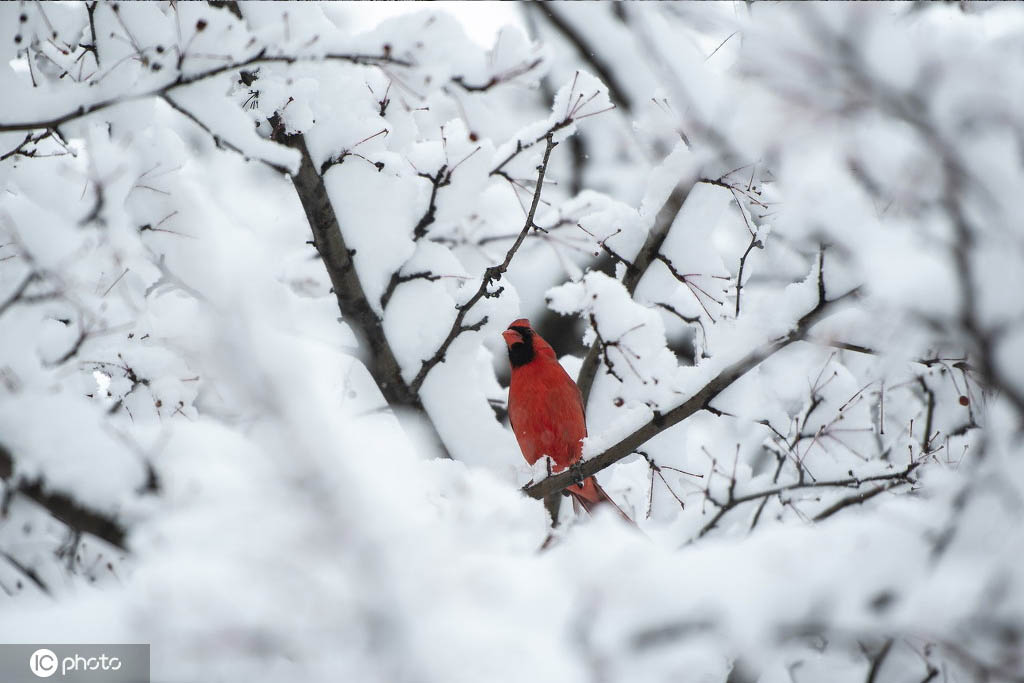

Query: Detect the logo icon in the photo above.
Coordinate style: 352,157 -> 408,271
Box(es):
29,648 -> 58,678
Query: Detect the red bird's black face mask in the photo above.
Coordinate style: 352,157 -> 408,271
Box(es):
503,324 -> 535,368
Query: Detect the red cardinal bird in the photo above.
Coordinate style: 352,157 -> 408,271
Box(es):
503,318 -> 632,521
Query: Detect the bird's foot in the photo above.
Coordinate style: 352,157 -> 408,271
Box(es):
569,462 -> 585,489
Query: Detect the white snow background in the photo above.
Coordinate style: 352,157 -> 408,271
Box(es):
0,3 -> 1023,682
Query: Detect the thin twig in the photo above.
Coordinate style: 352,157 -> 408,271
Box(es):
0,49 -> 411,134
526,258 -> 860,500
409,133 -> 559,394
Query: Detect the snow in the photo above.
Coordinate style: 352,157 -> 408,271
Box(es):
0,3 -> 1023,682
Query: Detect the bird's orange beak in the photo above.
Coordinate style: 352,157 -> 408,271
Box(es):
502,329 -> 522,346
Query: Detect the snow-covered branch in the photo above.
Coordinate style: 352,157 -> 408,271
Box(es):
0,443 -> 127,551
409,132 -> 560,395
0,50 -> 407,135
576,180 -> 692,405
528,255 -> 861,501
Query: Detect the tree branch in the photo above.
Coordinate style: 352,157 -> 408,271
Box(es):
0,49 -> 409,134
531,4 -> 633,114
412,166 -> 451,240
0,443 -> 127,551
734,232 -> 763,318
526,280 -> 861,500
0,129 -> 57,162
812,479 -> 909,523
409,133 -> 559,394
0,271 -> 39,317
273,121 -> 451,458
161,94 -> 290,173
451,58 -> 544,92
576,179 -> 694,405
0,550 -> 50,595
699,461 -> 921,537
490,118 -> 572,179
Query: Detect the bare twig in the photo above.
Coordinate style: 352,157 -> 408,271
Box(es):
531,4 -> 632,114
0,129 -> 57,162
409,133 -> 558,394
0,550 -> 50,596
0,272 -> 40,317
0,49 -> 411,134
734,232 -> 763,318
452,58 -> 543,92
490,119 -> 572,180
862,638 -> 893,683
380,270 -> 444,309
161,94 -> 290,173
83,2 -> 101,67
812,479 -> 910,522
576,181 -> 694,405
526,261 -> 860,500
51,323 -> 91,366
699,461 -> 920,537
412,166 -> 451,240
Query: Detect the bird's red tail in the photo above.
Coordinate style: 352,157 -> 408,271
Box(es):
568,477 -> 637,526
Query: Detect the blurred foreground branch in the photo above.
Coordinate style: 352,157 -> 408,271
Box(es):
0,443 -> 127,551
